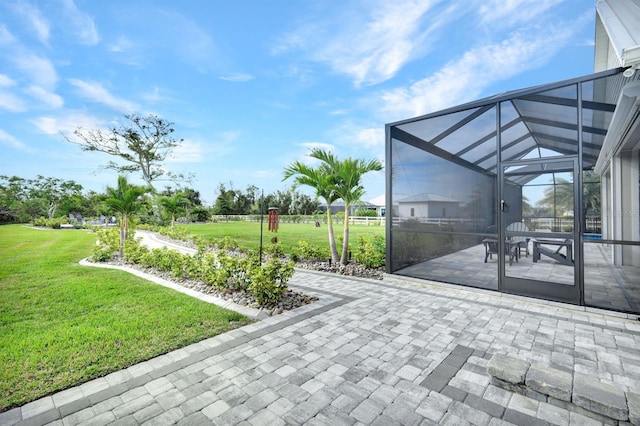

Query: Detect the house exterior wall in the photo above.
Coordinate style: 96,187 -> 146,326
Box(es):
398,201 -> 459,219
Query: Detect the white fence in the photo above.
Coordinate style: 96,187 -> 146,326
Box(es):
208,215 -> 386,226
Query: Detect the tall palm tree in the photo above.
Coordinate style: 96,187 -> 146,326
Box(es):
332,156 -> 383,264
538,177 -> 574,216
105,175 -> 149,258
283,151 -> 341,263
159,192 -> 190,227
284,148 -> 382,265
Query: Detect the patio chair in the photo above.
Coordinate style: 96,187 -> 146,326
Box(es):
482,225 -> 519,265
507,222 -> 530,257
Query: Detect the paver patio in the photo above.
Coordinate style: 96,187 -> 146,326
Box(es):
3,235 -> 640,425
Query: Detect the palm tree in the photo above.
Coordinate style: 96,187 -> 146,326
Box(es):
284,149 -> 382,265
538,177 -> 574,215
583,170 -> 601,232
283,151 -> 341,263
105,175 -> 149,258
159,191 -> 190,227
329,155 -> 382,265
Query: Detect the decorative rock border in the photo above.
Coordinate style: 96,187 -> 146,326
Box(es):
488,354 -> 640,425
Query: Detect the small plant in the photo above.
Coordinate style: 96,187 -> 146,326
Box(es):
214,236 -> 239,251
264,242 -> 285,258
294,240 -> 328,261
216,253 -> 252,291
355,209 -> 377,217
33,217 -> 67,228
249,258 -> 294,305
123,238 -> 149,264
353,235 -> 385,268
91,227 -> 120,262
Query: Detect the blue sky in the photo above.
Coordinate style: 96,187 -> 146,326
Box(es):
0,0 -> 597,204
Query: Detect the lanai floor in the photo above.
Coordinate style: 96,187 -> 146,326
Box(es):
395,241 -> 640,314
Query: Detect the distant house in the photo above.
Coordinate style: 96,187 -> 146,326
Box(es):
396,193 -> 460,220
369,194 -> 390,217
317,200 -> 379,215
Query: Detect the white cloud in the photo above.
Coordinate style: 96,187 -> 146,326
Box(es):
295,142 -> 336,166
353,127 -> 384,149
298,142 -> 335,153
12,54 -> 57,89
0,91 -> 27,112
108,35 -> 133,53
173,131 -> 238,164
219,73 -> 255,82
0,74 -> 16,87
378,26 -> 575,120
270,33 -> 307,55
250,169 -> 280,180
316,0 -> 438,87
68,79 -> 139,112
10,1 -> 50,44
61,0 -> 100,45
31,112 -> 104,135
142,87 -> 169,103
157,9 -> 218,72
273,0 -> 446,87
0,25 -> 16,45
167,139 -> 203,163
478,0 -> 564,26
0,128 -> 31,151
26,85 -> 64,109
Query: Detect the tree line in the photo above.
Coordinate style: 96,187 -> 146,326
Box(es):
211,183 -> 319,217
0,175 -> 323,225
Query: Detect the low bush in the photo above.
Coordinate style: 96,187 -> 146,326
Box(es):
92,228 -> 294,305
354,235 -> 385,268
33,216 -> 67,229
250,257 -> 294,305
355,209 -> 378,217
213,236 -> 239,251
91,227 -> 121,262
294,240 -> 329,261
264,242 -> 285,258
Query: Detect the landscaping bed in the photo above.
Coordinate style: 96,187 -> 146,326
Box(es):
99,257 -> 319,316
152,229 -> 385,280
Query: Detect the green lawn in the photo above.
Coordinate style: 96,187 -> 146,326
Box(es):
184,221 -> 385,254
0,225 -> 251,411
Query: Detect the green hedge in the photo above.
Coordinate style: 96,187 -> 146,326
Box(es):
93,228 -> 294,305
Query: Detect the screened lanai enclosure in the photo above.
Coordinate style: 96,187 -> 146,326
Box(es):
385,68 -> 640,314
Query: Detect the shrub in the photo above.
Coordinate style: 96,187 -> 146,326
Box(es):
249,258 -> 294,305
355,209 -> 377,217
264,242 -> 285,258
32,217 -> 47,227
92,226 -> 295,305
213,236 -> 239,251
123,238 -> 149,264
353,235 -> 385,268
33,217 -> 67,229
91,227 -> 121,262
294,240 -> 328,261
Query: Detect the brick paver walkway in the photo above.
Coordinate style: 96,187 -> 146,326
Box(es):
3,235 -> 640,425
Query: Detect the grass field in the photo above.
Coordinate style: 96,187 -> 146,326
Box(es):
0,225 -> 251,411
183,221 -> 385,254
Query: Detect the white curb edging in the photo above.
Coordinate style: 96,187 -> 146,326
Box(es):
79,258 -> 268,320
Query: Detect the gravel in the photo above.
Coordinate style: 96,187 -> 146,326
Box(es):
114,231 -> 385,315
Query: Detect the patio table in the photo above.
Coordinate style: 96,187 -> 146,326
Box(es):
532,238 -> 573,266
